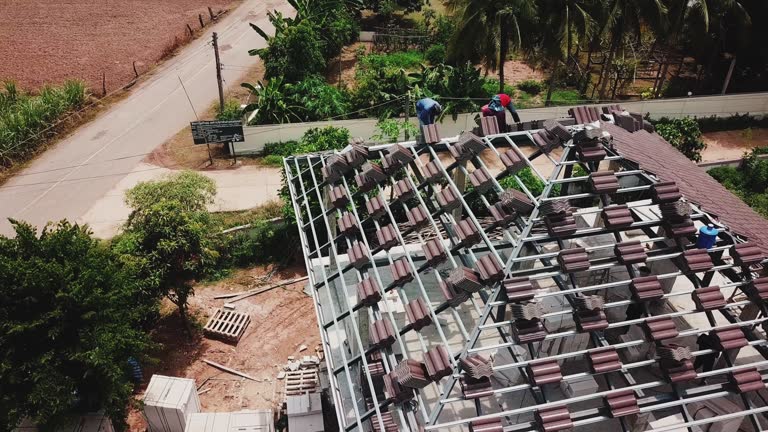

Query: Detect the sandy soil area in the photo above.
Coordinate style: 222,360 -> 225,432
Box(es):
0,0 -> 238,92
482,60 -> 546,85
701,128 -> 768,162
127,265 -> 319,430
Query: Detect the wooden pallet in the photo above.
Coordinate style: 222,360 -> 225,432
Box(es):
284,368 -> 319,397
203,308 -> 250,343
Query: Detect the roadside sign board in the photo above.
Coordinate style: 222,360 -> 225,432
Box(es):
190,120 -> 244,145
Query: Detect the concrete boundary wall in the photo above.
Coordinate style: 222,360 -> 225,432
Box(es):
235,92 -> 768,155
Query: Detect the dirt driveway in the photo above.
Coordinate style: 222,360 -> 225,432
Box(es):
701,128 -> 768,162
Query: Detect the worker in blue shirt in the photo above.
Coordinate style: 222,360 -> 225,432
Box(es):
416,97 -> 442,126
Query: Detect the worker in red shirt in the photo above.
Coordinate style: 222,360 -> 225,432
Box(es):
481,94 -> 521,131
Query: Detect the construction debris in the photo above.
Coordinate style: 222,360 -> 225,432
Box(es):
202,359 -> 256,381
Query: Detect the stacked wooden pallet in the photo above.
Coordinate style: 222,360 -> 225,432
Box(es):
203,308 -> 250,343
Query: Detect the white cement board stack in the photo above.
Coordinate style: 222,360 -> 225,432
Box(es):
184,411 -> 274,432
287,393 -> 324,432
143,375 -> 201,432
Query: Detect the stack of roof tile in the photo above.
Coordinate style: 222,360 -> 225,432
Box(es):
448,266 -> 483,293
422,239 -> 447,268
615,241 -> 647,265
405,298 -> 432,331
450,132 -> 486,162
558,247 -> 590,273
424,345 -> 452,381
536,406 -> 572,432
456,219 -> 481,248
500,189 -> 534,215
532,129 -> 561,154
590,171 -> 620,194
602,104 -> 623,116
338,212 -> 358,237
504,277 -> 536,302
573,128 -> 607,162
527,359 -> 562,386
490,202 -> 516,228
643,317 -> 678,342
501,148 -> 526,174
729,368 -> 765,393
539,198 -> 571,216
588,347 -> 622,373
744,277 -> 768,302
659,200 -> 691,220
382,144 -> 414,173
601,205 -> 634,229
469,167 -> 494,193
660,358 -> 697,383
440,279 -> 471,307
680,249 -> 714,273
330,186 -> 349,209
711,327 -> 748,351
665,217 -> 697,238
658,344 -> 692,362
629,275 -> 663,302
544,210 -> 578,237
692,286 -> 726,311
469,418 -> 503,432
322,154 -> 351,184
345,142 -> 369,168
731,242 -> 764,267
476,255 -> 504,283
615,113 -> 641,132
394,359 -> 430,389
389,258 -> 413,289
366,194 -> 387,220
369,410 -> 398,432
422,124 -> 441,145
349,241 -> 370,269
384,371 -> 414,403
652,181 -> 682,204
574,295 -> 608,332
569,106 -> 601,124
511,301 -> 543,321
370,318 -> 396,349
393,179 -> 414,202
511,318 -> 547,344
376,225 -> 399,251
423,160 -> 444,184
406,205 -> 430,230
604,390 -> 639,418
544,119 -> 572,141
356,278 -> 382,308
460,376 -> 493,398
480,116 -> 500,136
367,351 -> 386,378
437,187 -> 462,212
356,164 -> 387,193
460,355 -> 493,379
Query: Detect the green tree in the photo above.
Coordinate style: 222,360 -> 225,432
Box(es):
0,221 -> 152,431
241,79 -> 304,125
251,21 -> 326,82
654,117 -> 707,162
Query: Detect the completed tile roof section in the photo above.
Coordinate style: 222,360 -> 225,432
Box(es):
603,121 -> 768,253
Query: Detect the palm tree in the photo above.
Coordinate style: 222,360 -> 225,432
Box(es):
446,0 -> 536,93
538,0 -> 597,105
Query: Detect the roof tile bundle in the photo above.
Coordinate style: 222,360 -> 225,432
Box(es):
511,301 -> 543,320
535,406 -> 572,432
460,376 -> 493,398
338,212 -> 359,237
394,359 -> 430,389
744,277 -> 768,301
376,224 -> 399,251
602,104 -> 623,115
575,295 -> 604,310
322,165 -> 341,184
480,115 -> 500,136
665,218 -> 697,238
469,167 -> 494,193
660,358 -> 697,383
729,368 -> 765,393
405,298 -> 432,332
711,327 -> 748,351
544,119 -> 572,141
460,355 -> 493,379
544,210 -> 578,237
440,279 -> 471,307
330,186 -> 349,209
588,347 -> 622,373
604,389 -> 639,418
574,309 -> 609,332
424,345 -> 452,381
356,163 -> 387,193
356,278 -> 382,308
659,200 -> 691,221
569,105 -> 601,124
349,241 -> 370,269
406,205 -> 430,230
458,132 -> 487,155
382,144 -> 414,173
366,194 -> 387,220
367,356 -> 386,378
490,202 -> 516,228
527,359 -> 562,386
501,149 -> 526,174
504,277 -> 536,302
658,344 -> 692,363
437,187 -> 462,212
590,171 -> 620,194
643,316 -> 679,342
558,247 -> 590,273
389,258 -> 414,289
469,418 -> 503,432
680,249 -> 714,273
615,241 -> 647,265
370,318 -> 396,349
615,113 -> 640,132
422,123 -> 441,145
328,153 -> 350,173
601,205 -> 634,229
500,189 -> 534,215
476,255 -> 504,283
652,181 -> 682,204
384,371 -> 414,403
422,239 -> 447,268
539,198 -> 571,216
448,266 -> 483,293
423,160 -> 445,184
369,410 -> 398,432
573,128 -> 607,162
731,242 -> 764,267
393,179 -> 414,202
345,142 -> 369,168
533,130 -> 561,154
692,286 -> 726,311
456,219 -> 482,248
629,275 -> 663,301
511,318 -> 547,344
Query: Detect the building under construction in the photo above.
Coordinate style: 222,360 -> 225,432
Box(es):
283,106 -> 768,432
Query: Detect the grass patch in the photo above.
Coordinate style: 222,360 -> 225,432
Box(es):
549,89 -> 582,106
213,200 -> 284,229
359,51 -> 425,71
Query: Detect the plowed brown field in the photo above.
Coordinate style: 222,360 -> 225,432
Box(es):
0,0 -> 238,92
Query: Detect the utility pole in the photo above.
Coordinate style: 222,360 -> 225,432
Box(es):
403,91 -> 411,141
212,32 -> 225,113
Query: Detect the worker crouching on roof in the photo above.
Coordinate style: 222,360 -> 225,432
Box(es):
481,94 -> 521,131
416,97 -> 442,126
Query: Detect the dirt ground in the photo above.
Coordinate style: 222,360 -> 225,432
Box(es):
482,60 -> 546,86
701,128 -> 768,162
0,0 -> 239,92
126,264 -> 319,430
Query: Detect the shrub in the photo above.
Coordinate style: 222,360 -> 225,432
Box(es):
359,51 -> 425,71
215,98 -> 242,121
654,117 -> 706,162
260,23 -> 326,82
549,89 -> 582,106
263,126 -> 350,158
425,44 -> 446,65
324,9 -> 360,59
262,154 -> 285,166
482,79 -> 515,96
517,79 -> 544,95
429,14 -> 456,45
285,76 -> 351,121
371,118 -> 418,142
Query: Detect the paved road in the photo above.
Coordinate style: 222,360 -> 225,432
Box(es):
0,0 -> 291,236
